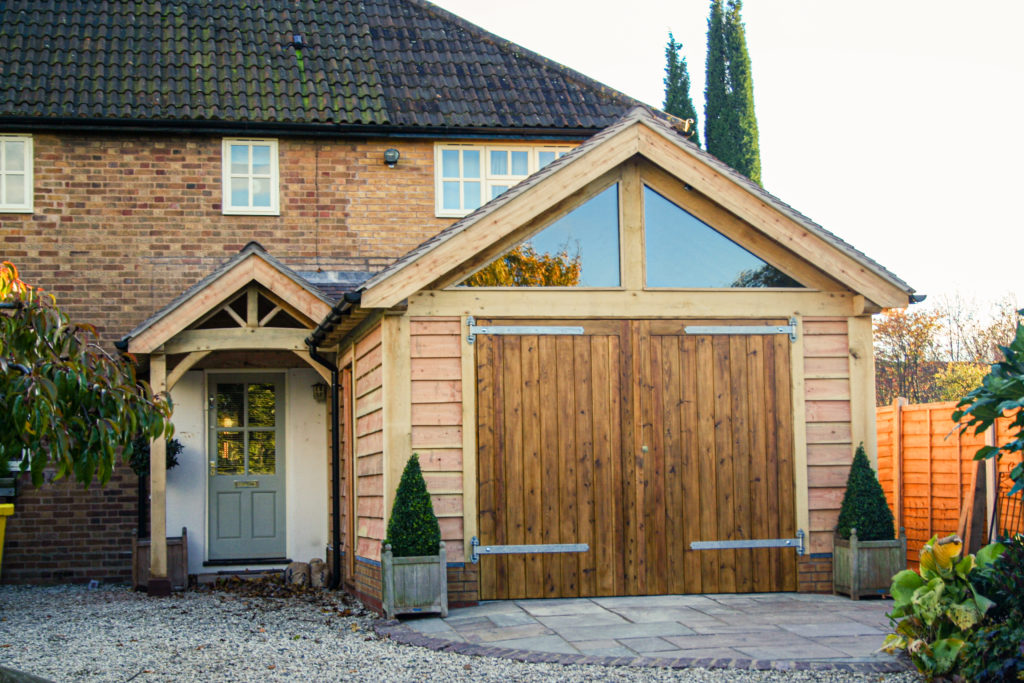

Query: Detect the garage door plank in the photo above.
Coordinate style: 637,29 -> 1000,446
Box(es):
730,334 -> 754,593
574,335 -> 597,596
556,336 -> 580,597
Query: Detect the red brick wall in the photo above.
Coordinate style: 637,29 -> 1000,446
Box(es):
1,468 -> 138,584
797,554 -> 833,593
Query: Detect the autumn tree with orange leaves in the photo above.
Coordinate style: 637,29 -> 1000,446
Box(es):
462,244 -> 581,287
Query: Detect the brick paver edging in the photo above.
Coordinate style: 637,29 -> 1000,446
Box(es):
372,621 -> 912,674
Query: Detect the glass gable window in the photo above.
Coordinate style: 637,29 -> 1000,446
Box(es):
436,144 -> 573,217
222,139 -> 279,215
0,135 -> 32,212
644,186 -> 802,288
460,183 -> 620,287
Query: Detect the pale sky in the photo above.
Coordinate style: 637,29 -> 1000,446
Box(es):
432,0 -> 1023,309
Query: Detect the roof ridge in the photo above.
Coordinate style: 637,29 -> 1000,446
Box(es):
405,0 -> 641,111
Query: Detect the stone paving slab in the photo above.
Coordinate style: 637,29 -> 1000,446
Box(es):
373,592 -> 912,674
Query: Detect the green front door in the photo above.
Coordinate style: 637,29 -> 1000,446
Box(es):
208,374 -> 286,561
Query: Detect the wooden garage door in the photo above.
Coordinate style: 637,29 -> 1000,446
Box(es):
476,319 -> 797,600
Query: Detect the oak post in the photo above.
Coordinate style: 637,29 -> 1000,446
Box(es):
148,352 -> 171,596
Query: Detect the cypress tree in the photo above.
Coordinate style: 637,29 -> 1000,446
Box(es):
663,32 -> 700,146
385,454 -> 442,557
836,444 -> 895,542
703,0 -> 762,185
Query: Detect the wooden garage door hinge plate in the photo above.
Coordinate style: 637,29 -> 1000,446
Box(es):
690,529 -> 805,555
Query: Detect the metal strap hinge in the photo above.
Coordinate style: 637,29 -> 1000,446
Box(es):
684,317 -> 798,342
690,529 -> 805,555
466,315 -> 585,345
470,536 -> 590,563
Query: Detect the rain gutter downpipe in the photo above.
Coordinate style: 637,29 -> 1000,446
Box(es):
305,290 -> 362,590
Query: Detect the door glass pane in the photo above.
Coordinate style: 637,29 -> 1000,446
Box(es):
510,151 -> 529,175
216,384 -> 244,428
216,432 -> 244,475
462,150 -> 481,178
251,145 -> 271,175
490,150 -> 508,175
248,431 -> 276,475
5,141 -> 25,171
248,383 -> 276,427
644,186 -> 803,288
230,177 -> 248,208
441,149 -> 460,178
230,144 -> 249,175
5,174 -> 24,205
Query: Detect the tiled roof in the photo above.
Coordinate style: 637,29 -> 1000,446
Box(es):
0,0 -> 637,130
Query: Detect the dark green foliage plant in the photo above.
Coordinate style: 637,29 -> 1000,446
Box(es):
385,453 -> 441,557
128,436 -> 183,478
836,444 -> 895,541
663,32 -> 699,146
703,0 -> 762,184
952,309 -> 1024,498
961,534 -> 1024,682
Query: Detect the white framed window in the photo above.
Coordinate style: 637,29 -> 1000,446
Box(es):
0,135 -> 33,213
435,143 -> 573,217
222,139 -> 279,215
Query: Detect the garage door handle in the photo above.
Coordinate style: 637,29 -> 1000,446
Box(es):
690,529 -> 805,555
470,537 -> 589,563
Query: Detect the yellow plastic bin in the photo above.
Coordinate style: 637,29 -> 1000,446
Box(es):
0,503 -> 13,577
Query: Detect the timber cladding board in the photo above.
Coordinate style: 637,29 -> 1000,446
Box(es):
409,316 -> 466,560
475,318 -> 798,600
354,321 -> 385,562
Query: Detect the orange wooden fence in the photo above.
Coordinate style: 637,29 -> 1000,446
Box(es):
876,399 -> 1021,569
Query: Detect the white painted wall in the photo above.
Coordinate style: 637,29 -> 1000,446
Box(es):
166,368 -> 329,575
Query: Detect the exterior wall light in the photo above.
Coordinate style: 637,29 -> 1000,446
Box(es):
383,148 -> 400,168
311,382 -> 329,404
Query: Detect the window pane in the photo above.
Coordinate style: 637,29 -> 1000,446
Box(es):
463,181 -> 481,210
251,145 -> 271,175
491,184 -> 509,199
230,145 -> 249,175
461,184 -> 620,287
5,174 -> 24,205
463,150 -> 481,178
216,384 -> 244,428
248,383 -> 276,427
442,181 -> 461,210
215,432 -> 244,475
230,177 -> 248,207
441,149 -> 460,178
490,150 -> 508,176
644,186 -> 802,288
538,151 -> 556,168
511,151 -> 529,175
252,177 -> 271,207
248,431 -> 276,475
5,141 -> 25,172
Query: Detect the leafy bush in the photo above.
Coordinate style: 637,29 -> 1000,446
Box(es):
128,436 -> 183,478
836,443 -> 894,541
882,536 -> 1004,679
961,534 -> 1024,682
384,454 -> 440,557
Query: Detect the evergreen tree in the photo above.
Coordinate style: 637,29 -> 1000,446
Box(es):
385,453 -> 441,557
836,444 -> 895,542
704,0 -> 762,185
663,32 -> 700,146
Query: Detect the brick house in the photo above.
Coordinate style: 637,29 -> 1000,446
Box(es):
0,1 -> 913,608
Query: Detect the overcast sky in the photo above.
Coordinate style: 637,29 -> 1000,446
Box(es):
432,0 -> 1023,310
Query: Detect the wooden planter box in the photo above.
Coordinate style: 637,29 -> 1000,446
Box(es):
132,527 -> 189,591
833,527 -> 906,599
382,541 -> 448,619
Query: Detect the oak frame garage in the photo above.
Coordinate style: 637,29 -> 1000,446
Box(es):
308,107 -> 915,610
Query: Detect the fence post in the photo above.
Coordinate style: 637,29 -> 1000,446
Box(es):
892,397 -> 907,532
986,425 -> 998,543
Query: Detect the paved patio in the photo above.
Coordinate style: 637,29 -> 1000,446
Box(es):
377,593 -> 909,673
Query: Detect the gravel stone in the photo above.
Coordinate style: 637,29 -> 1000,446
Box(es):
0,584 -> 922,682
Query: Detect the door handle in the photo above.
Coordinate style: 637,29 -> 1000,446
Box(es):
209,460 -> 216,476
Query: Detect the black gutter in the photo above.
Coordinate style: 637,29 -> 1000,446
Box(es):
306,291 -> 362,349
305,340 -> 343,590
0,116 -> 599,142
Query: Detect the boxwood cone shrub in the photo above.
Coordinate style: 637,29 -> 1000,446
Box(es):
385,453 -> 441,557
129,436 -> 183,478
836,443 -> 895,541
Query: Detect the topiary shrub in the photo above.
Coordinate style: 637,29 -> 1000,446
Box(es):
128,435 -> 183,478
837,443 -> 895,541
385,454 -> 441,558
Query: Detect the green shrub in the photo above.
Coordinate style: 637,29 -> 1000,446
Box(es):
836,443 -> 894,541
961,534 -> 1024,682
128,436 -> 183,478
882,536 -> 1004,679
385,453 -> 441,557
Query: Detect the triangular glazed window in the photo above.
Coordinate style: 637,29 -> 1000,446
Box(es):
644,186 -> 803,288
459,184 -> 621,287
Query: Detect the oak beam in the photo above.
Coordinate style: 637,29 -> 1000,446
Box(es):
148,353 -> 170,596
160,328 -> 309,354
166,351 -> 211,391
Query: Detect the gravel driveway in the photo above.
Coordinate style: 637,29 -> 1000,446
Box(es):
0,584 -> 920,682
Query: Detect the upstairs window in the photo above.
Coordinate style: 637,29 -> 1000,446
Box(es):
435,143 -> 572,217
222,139 -> 279,215
0,135 -> 32,213
644,186 -> 802,288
